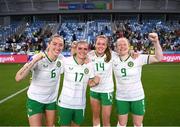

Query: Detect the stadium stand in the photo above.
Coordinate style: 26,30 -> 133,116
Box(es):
0,0 -> 179,54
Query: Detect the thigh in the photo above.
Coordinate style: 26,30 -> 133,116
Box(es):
102,105 -> 112,117
90,97 -> 101,116
90,90 -> 100,101
26,98 -> 44,117
90,91 -> 101,116
132,114 -> 144,126
73,109 -> 84,125
116,100 -> 130,115
131,99 -> 145,115
101,92 -> 113,105
28,113 -> 43,126
45,102 -> 56,125
57,106 -> 73,126
45,110 -> 56,126
102,105 -> 112,125
45,101 -> 56,110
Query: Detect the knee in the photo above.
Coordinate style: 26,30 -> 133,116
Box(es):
46,120 -> 54,126
102,119 -> 110,126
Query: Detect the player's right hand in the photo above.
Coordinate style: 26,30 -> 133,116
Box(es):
34,52 -> 46,62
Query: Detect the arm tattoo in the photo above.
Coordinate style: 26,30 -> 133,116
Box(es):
20,62 -> 33,75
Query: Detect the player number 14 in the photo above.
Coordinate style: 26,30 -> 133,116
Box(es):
96,63 -> 104,71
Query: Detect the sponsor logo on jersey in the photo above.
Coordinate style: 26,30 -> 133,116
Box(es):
57,60 -> 61,67
28,108 -> 32,112
128,61 -> 134,67
84,68 -> 89,74
69,67 -> 73,70
92,59 -> 95,62
114,63 -> 118,67
43,64 -> 48,68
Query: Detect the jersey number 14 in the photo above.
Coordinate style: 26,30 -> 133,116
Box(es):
96,63 -> 104,71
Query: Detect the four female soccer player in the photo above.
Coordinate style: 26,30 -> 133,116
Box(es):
15,32 -> 163,126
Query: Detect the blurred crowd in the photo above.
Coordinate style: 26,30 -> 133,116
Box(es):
1,20 -> 179,54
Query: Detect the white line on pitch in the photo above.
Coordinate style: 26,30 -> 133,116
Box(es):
0,86 -> 28,104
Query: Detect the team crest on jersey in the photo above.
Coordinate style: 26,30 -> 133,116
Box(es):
56,61 -> 61,67
84,68 -> 89,74
128,61 -> 134,67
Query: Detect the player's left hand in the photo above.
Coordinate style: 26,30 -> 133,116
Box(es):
84,57 -> 90,64
129,50 -> 139,59
94,75 -> 100,84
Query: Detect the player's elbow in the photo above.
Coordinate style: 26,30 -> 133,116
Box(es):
156,54 -> 164,62
15,77 -> 20,82
160,55 -> 164,61
15,75 -> 22,82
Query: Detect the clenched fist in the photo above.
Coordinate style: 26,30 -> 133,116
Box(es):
148,33 -> 159,44
33,52 -> 46,62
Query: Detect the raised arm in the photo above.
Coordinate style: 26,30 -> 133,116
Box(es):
148,33 -> 163,64
15,52 -> 45,82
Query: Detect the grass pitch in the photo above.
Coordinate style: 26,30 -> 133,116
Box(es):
0,63 -> 180,126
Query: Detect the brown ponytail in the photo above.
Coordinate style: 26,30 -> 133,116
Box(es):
104,44 -> 111,63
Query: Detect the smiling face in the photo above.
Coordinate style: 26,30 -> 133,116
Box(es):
95,36 -> 108,56
48,36 -> 64,59
76,41 -> 89,60
116,38 -> 130,56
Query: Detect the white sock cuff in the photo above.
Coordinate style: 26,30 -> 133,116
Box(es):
134,123 -> 143,127
117,122 -> 126,127
93,123 -> 100,127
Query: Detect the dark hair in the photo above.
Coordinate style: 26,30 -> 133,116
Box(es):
95,35 -> 111,63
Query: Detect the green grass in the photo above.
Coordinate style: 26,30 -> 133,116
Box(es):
0,63 -> 180,126
0,64 -> 29,100
142,63 -> 180,126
